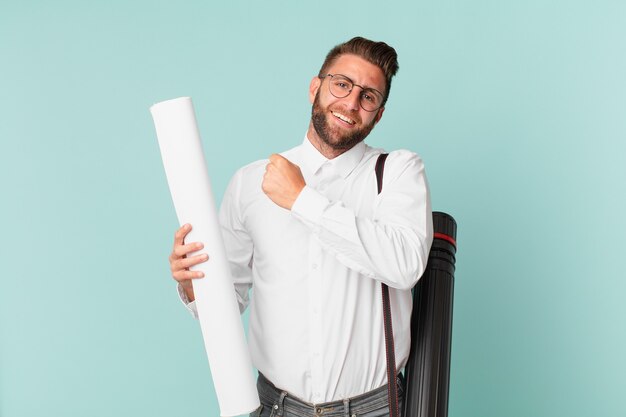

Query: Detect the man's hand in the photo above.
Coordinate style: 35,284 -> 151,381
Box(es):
262,154 -> 306,210
169,223 -> 208,302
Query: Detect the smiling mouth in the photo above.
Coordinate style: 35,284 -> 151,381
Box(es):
331,111 -> 356,125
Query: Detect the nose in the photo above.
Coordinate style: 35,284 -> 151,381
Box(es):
343,88 -> 361,111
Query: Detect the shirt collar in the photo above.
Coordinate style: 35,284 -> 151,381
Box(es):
300,134 -> 366,179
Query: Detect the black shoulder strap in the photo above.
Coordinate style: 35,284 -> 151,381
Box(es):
375,153 -> 399,417
375,153 -> 389,194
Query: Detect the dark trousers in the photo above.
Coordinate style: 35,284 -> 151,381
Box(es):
251,372 -> 404,417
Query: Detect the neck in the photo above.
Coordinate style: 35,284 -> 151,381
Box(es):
306,122 -> 351,159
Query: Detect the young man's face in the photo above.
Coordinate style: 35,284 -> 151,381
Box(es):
309,54 -> 387,151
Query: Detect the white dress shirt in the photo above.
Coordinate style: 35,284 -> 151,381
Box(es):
180,135 -> 433,403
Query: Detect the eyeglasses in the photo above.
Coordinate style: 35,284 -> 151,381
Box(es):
319,74 -> 385,112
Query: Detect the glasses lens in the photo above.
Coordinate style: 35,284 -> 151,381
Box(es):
328,75 -> 352,98
360,89 -> 383,112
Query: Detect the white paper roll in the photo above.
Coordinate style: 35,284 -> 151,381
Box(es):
151,97 -> 259,416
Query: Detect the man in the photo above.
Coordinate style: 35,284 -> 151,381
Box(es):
169,37 -> 433,416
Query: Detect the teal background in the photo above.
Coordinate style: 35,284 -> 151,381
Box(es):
1,1 -> 625,416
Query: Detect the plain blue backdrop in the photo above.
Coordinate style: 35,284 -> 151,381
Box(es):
1,1 -> 625,416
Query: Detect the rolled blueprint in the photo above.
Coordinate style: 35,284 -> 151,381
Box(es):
150,97 -> 259,416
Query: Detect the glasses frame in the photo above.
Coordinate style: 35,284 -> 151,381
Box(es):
319,73 -> 385,112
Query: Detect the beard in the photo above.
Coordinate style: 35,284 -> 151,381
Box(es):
311,92 -> 376,151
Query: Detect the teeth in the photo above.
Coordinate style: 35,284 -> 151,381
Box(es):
332,111 -> 355,125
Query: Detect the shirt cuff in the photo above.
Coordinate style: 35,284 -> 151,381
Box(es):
177,283 -> 199,319
291,185 -> 329,224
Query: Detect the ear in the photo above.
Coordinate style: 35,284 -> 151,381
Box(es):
374,107 -> 385,124
309,76 -> 321,104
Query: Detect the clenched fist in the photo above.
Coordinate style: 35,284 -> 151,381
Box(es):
262,154 -> 306,210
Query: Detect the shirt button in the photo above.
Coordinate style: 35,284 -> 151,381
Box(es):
312,263 -> 318,270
